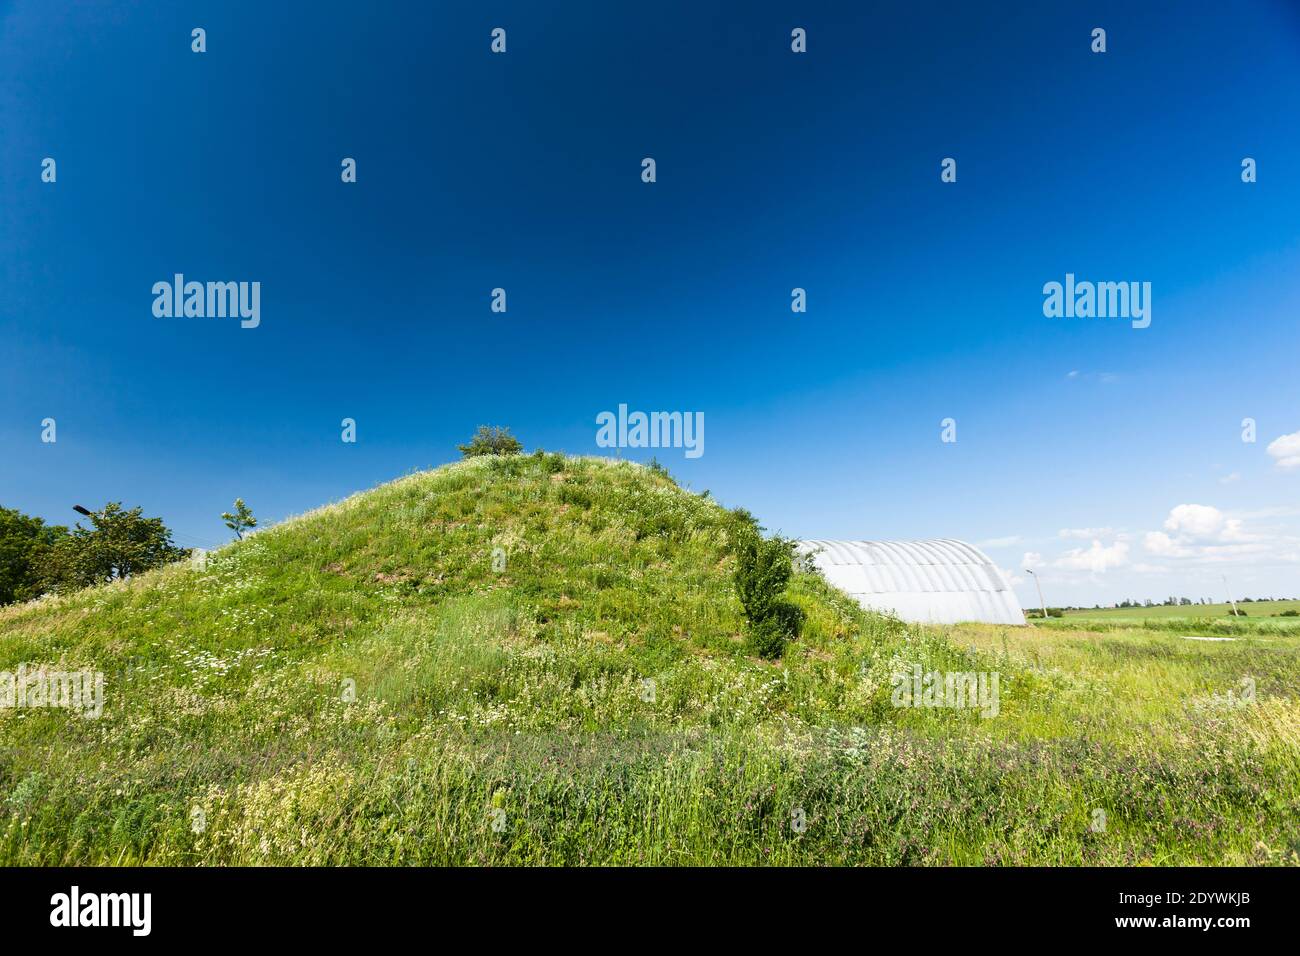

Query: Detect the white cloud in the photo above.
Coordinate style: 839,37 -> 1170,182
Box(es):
998,566 -> 1025,586
1140,504 -> 1279,566
1162,504 -> 1245,541
1013,502 -> 1300,606
1055,539 -> 1129,572
1238,506 -> 1300,519
1143,531 -> 1193,558
1219,472 -> 1241,485
1266,430 -> 1300,470
1059,526 -> 1116,540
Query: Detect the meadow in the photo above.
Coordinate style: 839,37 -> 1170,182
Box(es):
1,454 -> 1296,865
1060,600 -> 1300,631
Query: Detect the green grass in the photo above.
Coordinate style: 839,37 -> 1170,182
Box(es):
1,454 -> 1297,865
1061,600 -> 1300,631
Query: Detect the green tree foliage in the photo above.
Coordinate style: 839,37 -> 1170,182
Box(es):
38,503 -> 189,593
0,507 -> 68,604
458,425 -> 523,458
221,498 -> 258,540
729,508 -> 804,658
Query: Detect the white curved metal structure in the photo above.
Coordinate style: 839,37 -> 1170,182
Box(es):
798,539 -> 1026,625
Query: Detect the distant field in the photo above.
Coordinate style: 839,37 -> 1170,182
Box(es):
1061,599 -> 1300,626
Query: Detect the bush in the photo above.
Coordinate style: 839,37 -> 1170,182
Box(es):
1025,608 -> 1065,619
748,615 -> 789,659
531,449 -> 565,474
744,598 -> 806,659
646,457 -> 674,482
458,426 -> 523,458
730,510 -> 802,658
1280,609 -> 1298,617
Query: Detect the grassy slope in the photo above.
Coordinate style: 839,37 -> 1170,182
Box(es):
1,453 -> 1297,865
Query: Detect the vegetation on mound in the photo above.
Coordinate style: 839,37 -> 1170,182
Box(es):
0,454 -> 1297,865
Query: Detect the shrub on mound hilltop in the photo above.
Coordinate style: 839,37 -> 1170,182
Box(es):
458,425 -> 523,458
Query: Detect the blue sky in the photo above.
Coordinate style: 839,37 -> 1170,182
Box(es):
2,0 -> 1298,607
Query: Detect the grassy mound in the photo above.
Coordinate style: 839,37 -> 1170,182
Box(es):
1,454 -> 1297,865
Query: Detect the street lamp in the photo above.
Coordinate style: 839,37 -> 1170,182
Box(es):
1222,574 -> 1241,617
1024,568 -> 1048,624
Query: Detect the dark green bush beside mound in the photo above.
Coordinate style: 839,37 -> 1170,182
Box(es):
729,509 -> 804,658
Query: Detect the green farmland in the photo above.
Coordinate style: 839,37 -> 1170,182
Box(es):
1058,600 -> 1300,633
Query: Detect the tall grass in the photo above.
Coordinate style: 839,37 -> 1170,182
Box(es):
1,455 -> 1297,865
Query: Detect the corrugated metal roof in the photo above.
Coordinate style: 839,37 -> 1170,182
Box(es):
798,539 -> 1026,626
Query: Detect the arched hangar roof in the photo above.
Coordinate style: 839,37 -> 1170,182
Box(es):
798,539 -> 1026,626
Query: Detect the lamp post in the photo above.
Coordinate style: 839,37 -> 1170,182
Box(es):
1222,574 -> 1241,617
1025,568 -> 1048,624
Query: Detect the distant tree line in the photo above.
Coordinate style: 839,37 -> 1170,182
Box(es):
1046,595 -> 1298,613
0,503 -> 189,604
0,498 -> 258,606
1118,595 -> 1297,608
1024,608 -> 1065,618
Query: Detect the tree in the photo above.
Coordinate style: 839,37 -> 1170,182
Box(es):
458,425 -> 523,458
37,502 -> 189,593
0,507 -> 68,604
221,498 -> 258,540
